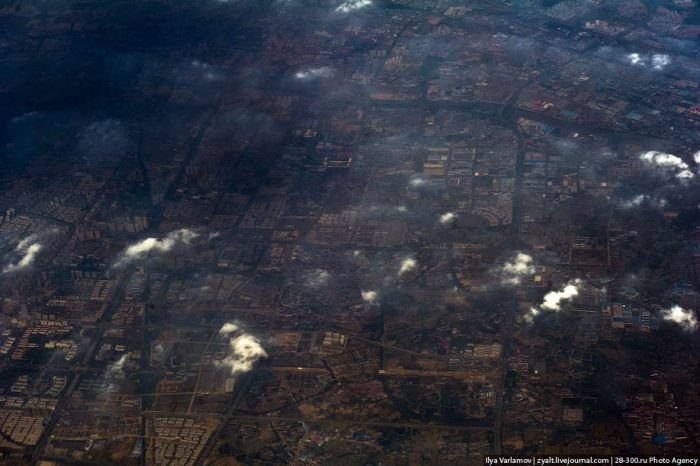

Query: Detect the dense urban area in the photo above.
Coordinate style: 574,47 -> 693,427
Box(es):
0,0 -> 699,464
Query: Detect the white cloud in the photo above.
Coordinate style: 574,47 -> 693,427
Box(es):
626,53 -> 671,70
217,323 -> 268,376
639,151 -> 694,182
408,177 -> 428,189
2,236 -> 43,274
104,353 -> 129,392
626,53 -> 643,65
305,269 -> 330,288
661,305 -> 698,332
439,212 -> 456,225
694,151 -> 700,165
219,322 -> 241,335
620,194 -> 646,208
619,194 -> 667,209
540,280 -> 580,311
336,0 -> 372,13
295,67 -> 334,80
407,175 -> 445,193
676,169 -> 695,181
525,307 -> 540,322
651,54 -> 670,70
107,354 -> 128,379
501,252 -> 535,285
115,229 -> 198,266
398,257 -> 416,276
361,290 -> 378,303
526,279 -> 581,321
640,151 -> 688,169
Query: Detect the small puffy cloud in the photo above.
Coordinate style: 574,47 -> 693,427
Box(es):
407,175 -> 444,194
336,0 -> 372,13
639,151 -> 694,182
305,269 -> 330,288
619,195 -> 667,209
104,353 -> 129,392
2,236 -> 43,274
626,53 -> 671,70
626,53 -> 643,65
540,280 -> 580,311
439,212 -> 456,225
500,252 -> 535,285
398,257 -> 416,276
676,169 -> 695,181
640,151 -> 688,170
219,322 -> 241,335
694,151 -> 700,165
540,279 -> 581,311
106,354 -> 128,379
661,306 -> 698,332
223,335 -> 267,375
621,194 -> 646,208
408,176 -> 428,189
295,67 -> 334,80
526,279 -> 581,321
526,307 -> 541,321
361,290 -> 378,303
651,54 -> 671,70
115,229 -> 198,267
217,323 -> 268,376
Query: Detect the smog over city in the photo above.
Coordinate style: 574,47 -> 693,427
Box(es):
0,0 -> 699,464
